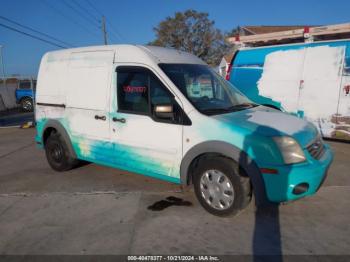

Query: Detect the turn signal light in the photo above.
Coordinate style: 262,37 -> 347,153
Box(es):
260,168 -> 279,174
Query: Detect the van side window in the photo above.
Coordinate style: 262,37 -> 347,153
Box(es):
149,74 -> 184,123
117,69 -> 149,114
116,66 -> 191,125
19,81 -> 32,89
150,75 -> 173,106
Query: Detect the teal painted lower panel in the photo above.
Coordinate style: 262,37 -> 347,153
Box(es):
36,118 -> 180,184
78,154 -> 181,184
71,134 -> 180,183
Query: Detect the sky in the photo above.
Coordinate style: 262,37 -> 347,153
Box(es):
1,0 -> 350,76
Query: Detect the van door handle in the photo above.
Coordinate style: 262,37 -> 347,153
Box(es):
112,117 -> 126,123
95,115 -> 106,121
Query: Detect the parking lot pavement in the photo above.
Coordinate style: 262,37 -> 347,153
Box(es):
0,128 -> 349,255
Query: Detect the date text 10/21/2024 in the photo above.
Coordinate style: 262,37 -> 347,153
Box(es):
127,255 -> 220,261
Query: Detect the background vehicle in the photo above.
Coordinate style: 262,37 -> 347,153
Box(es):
15,79 -> 36,112
35,45 -> 333,216
227,39 -> 350,141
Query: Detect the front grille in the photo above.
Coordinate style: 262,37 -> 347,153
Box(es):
306,136 -> 325,160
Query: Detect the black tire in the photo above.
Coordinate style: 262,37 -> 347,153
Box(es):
45,131 -> 79,171
21,97 -> 33,112
193,156 -> 251,217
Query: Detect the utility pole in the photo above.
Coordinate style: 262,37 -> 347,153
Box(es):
0,45 -> 8,110
0,46 -> 5,81
102,16 -> 107,45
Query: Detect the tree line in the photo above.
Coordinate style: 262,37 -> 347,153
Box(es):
149,10 -> 238,66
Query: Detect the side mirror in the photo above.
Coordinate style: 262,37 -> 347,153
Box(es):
154,104 -> 174,120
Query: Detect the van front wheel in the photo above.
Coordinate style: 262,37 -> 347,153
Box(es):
193,156 -> 251,217
45,131 -> 79,171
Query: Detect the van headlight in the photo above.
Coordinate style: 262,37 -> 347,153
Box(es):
273,136 -> 306,164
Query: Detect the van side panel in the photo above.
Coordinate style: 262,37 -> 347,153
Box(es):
66,51 -> 114,110
36,52 -> 69,105
35,51 -> 69,144
230,40 -> 350,140
36,50 -> 115,165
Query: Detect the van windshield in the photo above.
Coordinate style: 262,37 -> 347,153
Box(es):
159,63 -> 256,115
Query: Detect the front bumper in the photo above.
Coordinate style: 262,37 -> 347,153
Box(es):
261,143 -> 334,203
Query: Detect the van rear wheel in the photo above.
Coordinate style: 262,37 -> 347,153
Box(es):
45,131 -> 79,171
193,156 -> 251,217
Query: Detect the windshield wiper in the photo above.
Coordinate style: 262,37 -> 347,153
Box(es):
201,107 -> 232,115
229,102 -> 258,109
202,102 -> 259,114
201,103 -> 258,115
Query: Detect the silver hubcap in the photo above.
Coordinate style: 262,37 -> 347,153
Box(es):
200,169 -> 234,210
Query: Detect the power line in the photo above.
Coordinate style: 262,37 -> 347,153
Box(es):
0,15 -> 73,48
84,0 -> 102,18
106,33 -> 118,43
61,0 -> 100,29
0,23 -> 66,48
71,0 -> 100,23
85,0 -> 125,42
42,0 -> 101,40
106,20 -> 125,42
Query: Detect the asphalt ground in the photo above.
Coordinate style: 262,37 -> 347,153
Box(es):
0,128 -> 349,258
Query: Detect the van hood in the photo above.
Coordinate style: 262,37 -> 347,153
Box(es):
213,106 -> 318,147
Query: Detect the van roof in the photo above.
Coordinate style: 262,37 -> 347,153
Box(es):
44,44 -> 206,65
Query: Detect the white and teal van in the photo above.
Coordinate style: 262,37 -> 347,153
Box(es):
35,45 -> 333,216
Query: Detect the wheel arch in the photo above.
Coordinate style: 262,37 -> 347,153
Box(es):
42,119 -> 77,158
180,140 -> 269,205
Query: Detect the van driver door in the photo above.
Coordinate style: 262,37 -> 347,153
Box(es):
109,65 -> 183,183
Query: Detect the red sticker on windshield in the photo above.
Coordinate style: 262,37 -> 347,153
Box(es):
123,85 -> 147,93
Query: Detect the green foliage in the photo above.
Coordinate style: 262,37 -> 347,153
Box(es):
150,10 -> 232,66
